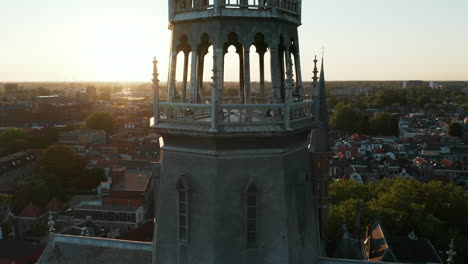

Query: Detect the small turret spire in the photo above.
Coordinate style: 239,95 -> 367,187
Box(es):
309,55 -> 330,153
152,57 -> 160,124
312,55 -> 319,94
446,239 -> 456,264
47,212 -> 55,233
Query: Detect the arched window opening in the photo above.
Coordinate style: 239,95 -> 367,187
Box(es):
176,175 -> 190,243
289,38 -> 300,99
224,32 -> 243,103
196,33 -> 212,103
245,181 -> 257,248
173,35 -> 191,102
252,33 -> 271,103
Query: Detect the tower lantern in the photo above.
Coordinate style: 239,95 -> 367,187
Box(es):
153,1 -> 325,263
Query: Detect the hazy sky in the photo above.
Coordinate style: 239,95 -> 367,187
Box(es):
1,0 -> 467,82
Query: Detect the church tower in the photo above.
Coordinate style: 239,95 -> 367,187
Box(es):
152,1 -> 323,263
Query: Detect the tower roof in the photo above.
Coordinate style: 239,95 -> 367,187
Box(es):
309,56 -> 330,153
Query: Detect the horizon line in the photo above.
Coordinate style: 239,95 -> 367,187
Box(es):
1,80 -> 468,84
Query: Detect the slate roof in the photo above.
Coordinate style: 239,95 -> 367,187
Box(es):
331,225 -> 364,260
36,234 -> 152,264
0,150 -> 37,175
366,223 -> 442,263
387,235 -> 442,263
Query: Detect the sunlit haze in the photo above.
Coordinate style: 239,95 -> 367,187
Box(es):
1,0 -> 467,82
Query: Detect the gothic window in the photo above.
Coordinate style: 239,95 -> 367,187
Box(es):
177,175 -> 190,243
245,181 -> 257,248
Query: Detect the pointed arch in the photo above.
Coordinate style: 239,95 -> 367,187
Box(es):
177,174 -> 190,243
245,180 -> 257,248
195,33 -> 212,103
252,33 -> 270,103
224,32 -> 244,103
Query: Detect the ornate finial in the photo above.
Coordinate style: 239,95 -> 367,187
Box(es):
312,55 -> 319,87
152,57 -> 160,86
446,239 -> 456,264
408,231 -> 418,240
285,58 -> 294,98
47,212 -> 56,233
81,226 -> 90,237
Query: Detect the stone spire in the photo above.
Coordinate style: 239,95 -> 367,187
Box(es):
446,239 -> 456,264
152,57 -> 160,124
312,55 -> 319,92
309,56 -> 330,153
47,212 -> 55,233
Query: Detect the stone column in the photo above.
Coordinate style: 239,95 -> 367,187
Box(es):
168,51 -> 178,102
210,45 -> 224,132
294,51 -> 304,101
285,50 -> 294,103
189,49 -> 198,103
270,45 -> 282,104
182,52 -> 189,102
259,51 -> 266,103
168,0 -> 175,21
243,47 -> 251,104
284,49 -> 294,130
238,48 -> 245,104
216,47 -> 224,105
197,53 -> 206,103
214,0 -> 221,15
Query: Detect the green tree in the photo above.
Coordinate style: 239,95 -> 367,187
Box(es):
329,178 -> 468,263
85,111 -> 117,135
31,87 -> 52,96
12,178 -> 50,214
448,122 -> 463,138
0,128 -> 31,156
39,145 -> 85,189
455,95 -> 466,104
329,103 -> 361,134
417,95 -> 431,107
368,112 -> 399,136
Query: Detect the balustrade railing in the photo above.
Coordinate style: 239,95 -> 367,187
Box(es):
156,100 -> 314,131
175,0 -> 214,12
159,102 -> 212,123
221,103 -> 284,124
174,0 -> 299,15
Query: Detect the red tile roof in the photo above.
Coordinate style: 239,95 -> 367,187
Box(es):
19,202 -> 43,218
413,157 -> 428,166
44,198 -> 62,213
439,159 -> 453,168
373,148 -> 385,154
